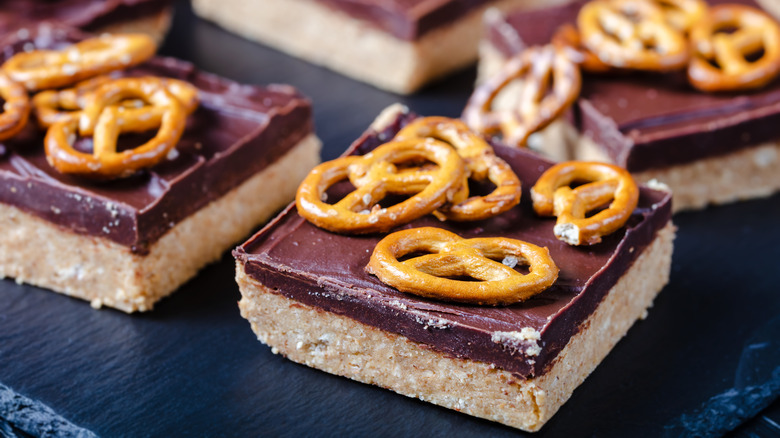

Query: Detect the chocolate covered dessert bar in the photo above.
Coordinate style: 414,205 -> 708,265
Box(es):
192,0 -> 569,94
476,0 -> 780,211
234,106 -> 674,431
0,24 -> 321,312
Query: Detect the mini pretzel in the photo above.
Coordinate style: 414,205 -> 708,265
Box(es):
366,227 -> 559,305
33,75 -> 199,131
0,71 -> 30,141
577,0 -> 690,71
44,77 -> 186,179
688,4 -> 780,92
531,161 -> 639,246
296,139 -> 467,234
552,24 -> 613,73
463,45 -> 581,148
650,0 -> 708,33
2,34 -> 156,91
392,117 -> 522,221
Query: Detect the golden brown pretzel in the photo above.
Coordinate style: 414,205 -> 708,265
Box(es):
531,161 -> 639,246
651,0 -> 708,33
295,139 -> 467,234
0,71 -> 30,141
462,45 -> 581,147
577,0 -> 690,71
552,24 -> 613,73
392,116 -> 521,221
366,227 -> 559,305
44,77 -> 186,179
33,75 -> 199,131
688,4 -> 780,92
2,34 -> 156,91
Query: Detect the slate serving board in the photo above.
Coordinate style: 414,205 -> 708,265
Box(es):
0,1 -> 778,436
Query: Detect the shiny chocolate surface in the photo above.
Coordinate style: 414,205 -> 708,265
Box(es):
485,0 -> 780,171
236,110 -> 672,378
0,24 -> 313,253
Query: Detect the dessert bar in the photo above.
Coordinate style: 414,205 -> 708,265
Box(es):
477,0 -> 780,211
234,106 -> 674,431
192,0 -> 568,94
0,24 -> 321,312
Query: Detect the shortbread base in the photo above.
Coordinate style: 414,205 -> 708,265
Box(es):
0,134 -> 320,312
236,223 -> 674,432
93,7 -> 173,44
192,0 -> 564,94
478,46 -> 780,211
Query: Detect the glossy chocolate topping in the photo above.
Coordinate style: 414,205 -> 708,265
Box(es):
0,24 -> 314,254
315,0 -> 496,40
0,0 -> 172,35
235,110 -> 672,378
486,0 -> 780,172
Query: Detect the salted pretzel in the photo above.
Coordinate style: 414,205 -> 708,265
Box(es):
552,24 -> 613,73
463,44 -> 581,148
366,227 -> 559,305
577,0 -> 690,71
296,139 -> 467,234
33,75 -> 199,131
0,71 -> 30,141
44,77 -> 186,179
688,4 -> 780,92
2,33 -> 156,91
531,161 -> 639,246
392,117 -> 521,221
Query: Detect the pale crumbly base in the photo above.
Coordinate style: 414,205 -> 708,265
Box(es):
191,0 -> 567,94
477,45 -> 780,212
92,7 -> 174,44
237,223 -> 674,432
0,134 -> 321,313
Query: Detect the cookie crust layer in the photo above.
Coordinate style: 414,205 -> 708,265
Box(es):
237,223 -> 674,432
1,135 -> 320,312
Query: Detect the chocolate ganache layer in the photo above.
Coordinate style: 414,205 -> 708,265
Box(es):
315,0 -> 498,40
0,23 -> 314,254
0,0 -> 172,35
235,110 -> 672,378
486,0 -> 780,172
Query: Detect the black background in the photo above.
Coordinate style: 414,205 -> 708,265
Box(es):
0,1 -> 778,436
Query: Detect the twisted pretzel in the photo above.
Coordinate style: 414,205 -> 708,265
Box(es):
552,24 -> 613,73
33,75 -> 199,131
688,4 -> 780,92
296,139 -> 467,234
463,45 -> 581,147
651,0 -> 708,33
366,227 -> 559,305
0,71 -> 30,141
393,117 -> 521,221
531,161 -> 639,246
2,34 -> 156,91
44,77 -> 186,179
577,0 -> 690,71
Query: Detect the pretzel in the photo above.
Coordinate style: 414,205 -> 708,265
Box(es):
2,34 -> 156,91
366,227 -> 558,305
296,139 -> 467,234
688,4 -> 780,92
392,117 -> 522,221
531,161 -> 639,246
44,77 -> 186,179
463,45 -> 581,148
577,0 -> 689,71
0,71 -> 30,141
33,75 -> 199,131
651,0 -> 708,33
552,24 -> 613,73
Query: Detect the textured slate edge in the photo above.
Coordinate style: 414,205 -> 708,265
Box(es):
0,383 -> 97,438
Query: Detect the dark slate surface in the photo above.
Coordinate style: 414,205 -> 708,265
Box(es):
1,1 -> 779,436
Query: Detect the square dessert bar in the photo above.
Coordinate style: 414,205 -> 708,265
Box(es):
234,106 -> 674,431
192,0 -> 569,94
0,0 -> 175,42
479,0 -> 780,211
0,24 -> 321,312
